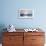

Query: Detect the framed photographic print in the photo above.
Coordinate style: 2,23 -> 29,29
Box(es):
18,9 -> 34,19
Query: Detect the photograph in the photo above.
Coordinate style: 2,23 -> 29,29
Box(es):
18,9 -> 33,18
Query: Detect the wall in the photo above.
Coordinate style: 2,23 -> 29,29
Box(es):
0,0 -> 46,43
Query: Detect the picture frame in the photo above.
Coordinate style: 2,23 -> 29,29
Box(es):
18,9 -> 34,19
